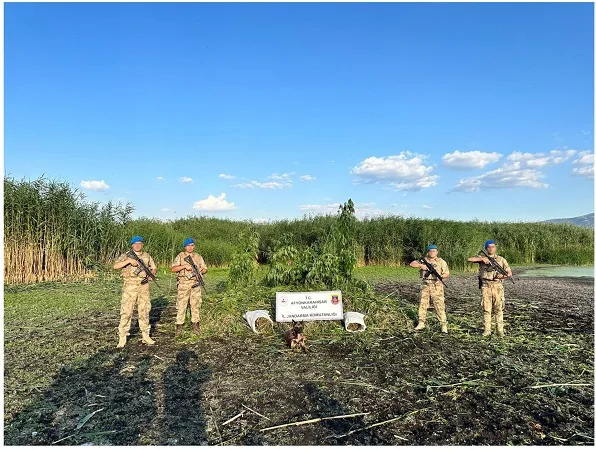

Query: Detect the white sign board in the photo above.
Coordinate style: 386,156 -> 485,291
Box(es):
276,291 -> 343,322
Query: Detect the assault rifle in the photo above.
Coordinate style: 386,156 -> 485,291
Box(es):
127,250 -> 160,287
480,249 -> 514,284
418,257 -> 447,288
184,255 -> 206,291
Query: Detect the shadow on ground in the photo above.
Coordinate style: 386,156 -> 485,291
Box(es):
159,349 -> 212,445
4,296 -> 214,446
4,350 -> 156,445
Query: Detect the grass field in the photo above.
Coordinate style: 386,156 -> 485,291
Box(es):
4,266 -> 594,445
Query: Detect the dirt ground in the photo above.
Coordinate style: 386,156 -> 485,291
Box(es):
4,272 -> 594,445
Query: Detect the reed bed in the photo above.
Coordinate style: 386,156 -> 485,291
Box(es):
4,177 -> 132,284
4,176 -> 593,284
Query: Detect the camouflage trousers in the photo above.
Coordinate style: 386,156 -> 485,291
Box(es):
419,282 -> 447,325
118,280 -> 151,338
481,281 -> 505,332
176,280 -> 203,325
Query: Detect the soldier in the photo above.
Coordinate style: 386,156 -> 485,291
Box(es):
468,240 -> 512,337
409,244 -> 450,333
171,238 -> 208,336
113,235 -> 157,348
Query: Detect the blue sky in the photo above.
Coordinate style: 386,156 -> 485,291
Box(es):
5,2 -> 594,223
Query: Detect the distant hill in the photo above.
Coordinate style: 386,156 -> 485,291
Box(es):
542,213 -> 594,228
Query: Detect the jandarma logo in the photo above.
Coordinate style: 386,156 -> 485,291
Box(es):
331,295 -> 340,305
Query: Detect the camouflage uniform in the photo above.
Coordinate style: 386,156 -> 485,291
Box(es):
115,251 -> 156,341
417,258 -> 449,330
478,254 -> 510,335
173,252 -> 207,325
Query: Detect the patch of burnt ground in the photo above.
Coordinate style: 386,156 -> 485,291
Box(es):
4,275 -> 594,445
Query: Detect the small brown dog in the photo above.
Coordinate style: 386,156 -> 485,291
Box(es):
283,320 -> 308,352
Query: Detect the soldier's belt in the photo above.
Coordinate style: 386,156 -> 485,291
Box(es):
123,277 -> 147,285
178,277 -> 197,283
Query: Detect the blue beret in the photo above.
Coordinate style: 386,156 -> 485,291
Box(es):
130,235 -> 143,245
426,244 -> 438,251
484,240 -> 496,249
183,238 -> 195,247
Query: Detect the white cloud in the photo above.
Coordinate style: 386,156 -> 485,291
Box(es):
549,150 -> 577,165
232,172 -> 294,189
300,175 -> 316,182
299,202 -> 384,219
506,149 -> 576,167
351,152 -> 438,191
452,164 -> 549,192
571,151 -> 594,179
268,172 -> 294,183
268,173 -> 292,180
572,150 -> 594,166
421,205 -> 432,209
219,174 -> 236,180
355,208 -> 385,220
252,217 -> 270,224
572,166 -> 594,179
453,149 -> 586,191
192,193 -> 236,212
581,130 -> 591,136
232,181 -> 286,189
161,208 -> 172,212
81,180 -> 110,191
179,177 -> 193,184
388,175 -> 439,191
505,153 -> 532,162
299,203 -> 340,214
442,150 -> 502,169
156,176 -> 164,181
